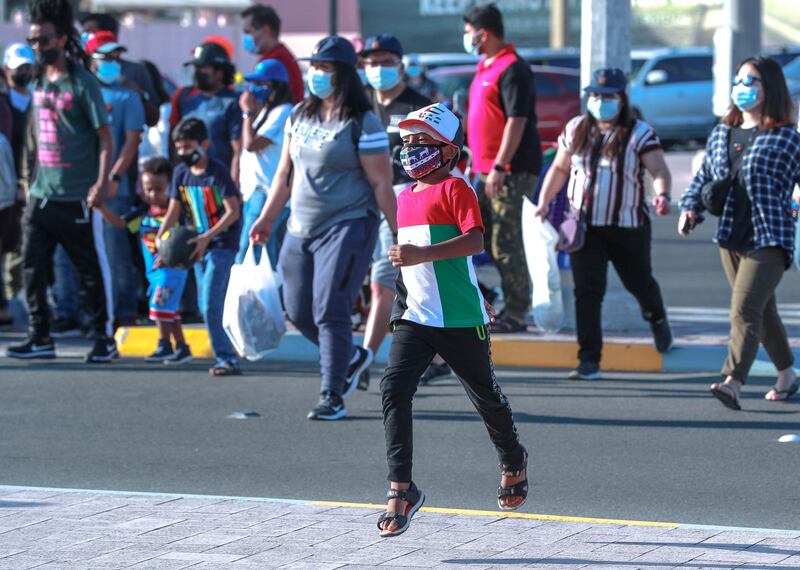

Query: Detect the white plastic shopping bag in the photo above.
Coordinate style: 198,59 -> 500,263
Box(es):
522,199 -> 565,333
223,245 -> 286,360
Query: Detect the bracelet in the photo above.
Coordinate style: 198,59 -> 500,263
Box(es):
242,111 -> 253,119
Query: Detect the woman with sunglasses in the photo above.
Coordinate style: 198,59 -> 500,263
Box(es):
679,57 -> 800,410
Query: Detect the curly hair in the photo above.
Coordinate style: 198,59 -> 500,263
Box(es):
29,0 -> 91,76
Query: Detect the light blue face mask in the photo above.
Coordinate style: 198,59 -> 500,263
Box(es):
357,68 -> 368,85
587,96 -> 620,121
248,83 -> 273,105
366,65 -> 401,91
463,32 -> 479,56
731,83 -> 760,111
96,60 -> 121,84
242,33 -> 258,55
406,64 -> 423,79
308,68 -> 335,99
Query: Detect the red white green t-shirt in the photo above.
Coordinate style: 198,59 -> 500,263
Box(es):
392,176 -> 489,328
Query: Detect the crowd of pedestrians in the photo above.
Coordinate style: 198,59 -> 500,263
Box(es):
2,0 -> 800,535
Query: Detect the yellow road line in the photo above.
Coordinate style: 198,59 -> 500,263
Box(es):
310,500 -> 678,527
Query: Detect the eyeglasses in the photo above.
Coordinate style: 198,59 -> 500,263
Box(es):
732,75 -> 762,87
364,58 -> 400,67
26,34 -> 55,46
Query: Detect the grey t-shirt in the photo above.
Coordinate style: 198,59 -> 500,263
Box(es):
286,107 -> 389,239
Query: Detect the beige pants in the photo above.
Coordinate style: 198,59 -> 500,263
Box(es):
720,247 -> 794,383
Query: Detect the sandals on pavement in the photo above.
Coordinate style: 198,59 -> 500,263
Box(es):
497,447 -> 528,511
377,482 -> 425,538
765,380 -> 799,402
710,382 -> 741,411
209,361 -> 242,377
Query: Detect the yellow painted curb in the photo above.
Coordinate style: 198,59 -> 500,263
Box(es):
311,500 -> 678,528
491,339 -> 663,371
115,327 -> 214,358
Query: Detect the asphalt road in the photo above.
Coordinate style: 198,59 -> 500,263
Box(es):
2,352 -> 799,531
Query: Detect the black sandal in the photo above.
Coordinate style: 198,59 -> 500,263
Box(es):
376,482 -> 425,538
497,448 -> 528,511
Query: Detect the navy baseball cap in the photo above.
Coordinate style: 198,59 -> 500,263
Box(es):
584,68 -> 628,94
299,36 -> 357,67
361,34 -> 403,58
244,59 -> 289,84
184,42 -> 230,67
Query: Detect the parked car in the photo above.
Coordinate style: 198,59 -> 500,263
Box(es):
629,47 -> 715,142
427,64 -> 581,144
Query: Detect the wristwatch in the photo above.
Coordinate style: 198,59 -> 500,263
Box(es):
111,173 -> 122,183
242,111 -> 253,119
493,163 -> 509,173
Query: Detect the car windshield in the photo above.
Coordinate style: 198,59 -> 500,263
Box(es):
784,56 -> 800,83
435,73 -> 474,99
630,58 -> 647,79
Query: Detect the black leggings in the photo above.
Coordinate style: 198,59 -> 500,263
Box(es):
380,320 -> 525,482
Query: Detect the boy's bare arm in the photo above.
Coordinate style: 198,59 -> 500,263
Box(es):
388,228 -> 483,267
156,199 -> 182,241
97,204 -> 127,229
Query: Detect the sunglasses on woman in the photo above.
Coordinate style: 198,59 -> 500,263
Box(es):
732,75 -> 762,87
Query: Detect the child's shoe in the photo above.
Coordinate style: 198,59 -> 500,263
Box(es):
164,343 -> 193,365
145,340 -> 173,363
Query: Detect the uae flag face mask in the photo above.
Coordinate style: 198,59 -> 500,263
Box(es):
400,144 -> 444,180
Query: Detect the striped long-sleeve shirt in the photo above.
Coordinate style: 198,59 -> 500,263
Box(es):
559,116 -> 662,228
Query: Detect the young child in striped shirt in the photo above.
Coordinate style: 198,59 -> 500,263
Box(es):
376,103 -> 528,538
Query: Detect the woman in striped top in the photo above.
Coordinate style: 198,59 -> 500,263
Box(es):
534,68 -> 674,380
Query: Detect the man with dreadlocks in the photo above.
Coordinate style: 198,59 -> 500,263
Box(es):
6,0 -> 117,363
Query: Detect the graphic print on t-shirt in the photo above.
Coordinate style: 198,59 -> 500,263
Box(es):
394,176 -> 488,328
178,184 -> 225,234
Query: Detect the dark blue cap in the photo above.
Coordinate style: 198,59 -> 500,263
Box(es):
584,68 -> 628,94
299,36 -> 357,67
244,59 -> 289,84
361,34 -> 403,58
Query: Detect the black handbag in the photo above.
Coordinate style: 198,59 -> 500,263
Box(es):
701,131 -> 753,216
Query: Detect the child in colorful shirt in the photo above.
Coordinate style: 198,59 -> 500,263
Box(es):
99,158 -> 192,364
377,104 -> 527,538
157,117 -> 242,376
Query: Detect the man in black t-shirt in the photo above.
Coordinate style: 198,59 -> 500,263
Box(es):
356,34 -> 432,389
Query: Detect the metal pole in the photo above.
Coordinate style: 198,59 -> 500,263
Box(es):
550,0 -> 568,49
329,0 -> 338,36
713,0 -> 762,116
0,0 -> 7,23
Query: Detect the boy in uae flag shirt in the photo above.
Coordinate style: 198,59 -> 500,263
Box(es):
376,103 -> 528,539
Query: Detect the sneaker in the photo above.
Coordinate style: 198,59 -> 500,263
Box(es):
357,368 -> 370,391
50,317 -> 82,339
85,338 -> 119,363
492,314 -> 527,334
567,361 -> 603,380
6,337 -> 56,359
145,340 -> 173,363
343,346 -> 373,399
420,362 -> 452,386
164,343 -> 193,365
307,391 -> 347,421
650,318 -> 674,353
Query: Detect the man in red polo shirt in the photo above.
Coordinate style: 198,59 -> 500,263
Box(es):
464,3 -> 542,333
241,4 -> 304,104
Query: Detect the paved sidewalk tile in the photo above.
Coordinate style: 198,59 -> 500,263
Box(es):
0,486 -> 799,569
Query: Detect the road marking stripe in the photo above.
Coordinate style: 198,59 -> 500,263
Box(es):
2,485 -> 798,534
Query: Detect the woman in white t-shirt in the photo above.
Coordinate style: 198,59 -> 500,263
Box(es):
236,59 -> 294,267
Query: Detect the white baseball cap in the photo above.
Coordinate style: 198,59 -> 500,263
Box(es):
3,43 -> 35,69
398,103 -> 465,150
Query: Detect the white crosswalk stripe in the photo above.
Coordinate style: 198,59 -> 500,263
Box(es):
668,305 -> 800,326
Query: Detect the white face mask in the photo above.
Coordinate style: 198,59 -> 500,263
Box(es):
463,32 -> 479,56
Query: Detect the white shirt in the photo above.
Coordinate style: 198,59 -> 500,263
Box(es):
239,103 -> 293,201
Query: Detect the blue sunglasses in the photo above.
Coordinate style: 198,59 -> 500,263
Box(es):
732,75 -> 762,87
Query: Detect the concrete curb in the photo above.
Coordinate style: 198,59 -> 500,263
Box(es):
115,326 -> 800,374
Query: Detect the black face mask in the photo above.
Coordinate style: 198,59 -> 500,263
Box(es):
194,69 -> 213,92
37,47 -> 60,66
11,69 -> 32,88
177,148 -> 204,167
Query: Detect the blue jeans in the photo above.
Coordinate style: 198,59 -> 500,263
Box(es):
236,189 -> 290,270
194,247 -> 237,363
53,245 -> 80,321
279,216 -> 378,396
103,195 -> 139,321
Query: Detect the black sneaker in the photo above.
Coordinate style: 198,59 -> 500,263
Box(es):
307,391 -> 347,421
85,338 -> 119,363
567,362 -> 603,380
50,317 -> 82,339
6,337 -> 56,359
145,341 -> 174,363
357,368 -> 370,391
420,362 -> 452,386
650,318 -> 674,353
164,343 -> 193,365
343,346 -> 373,399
